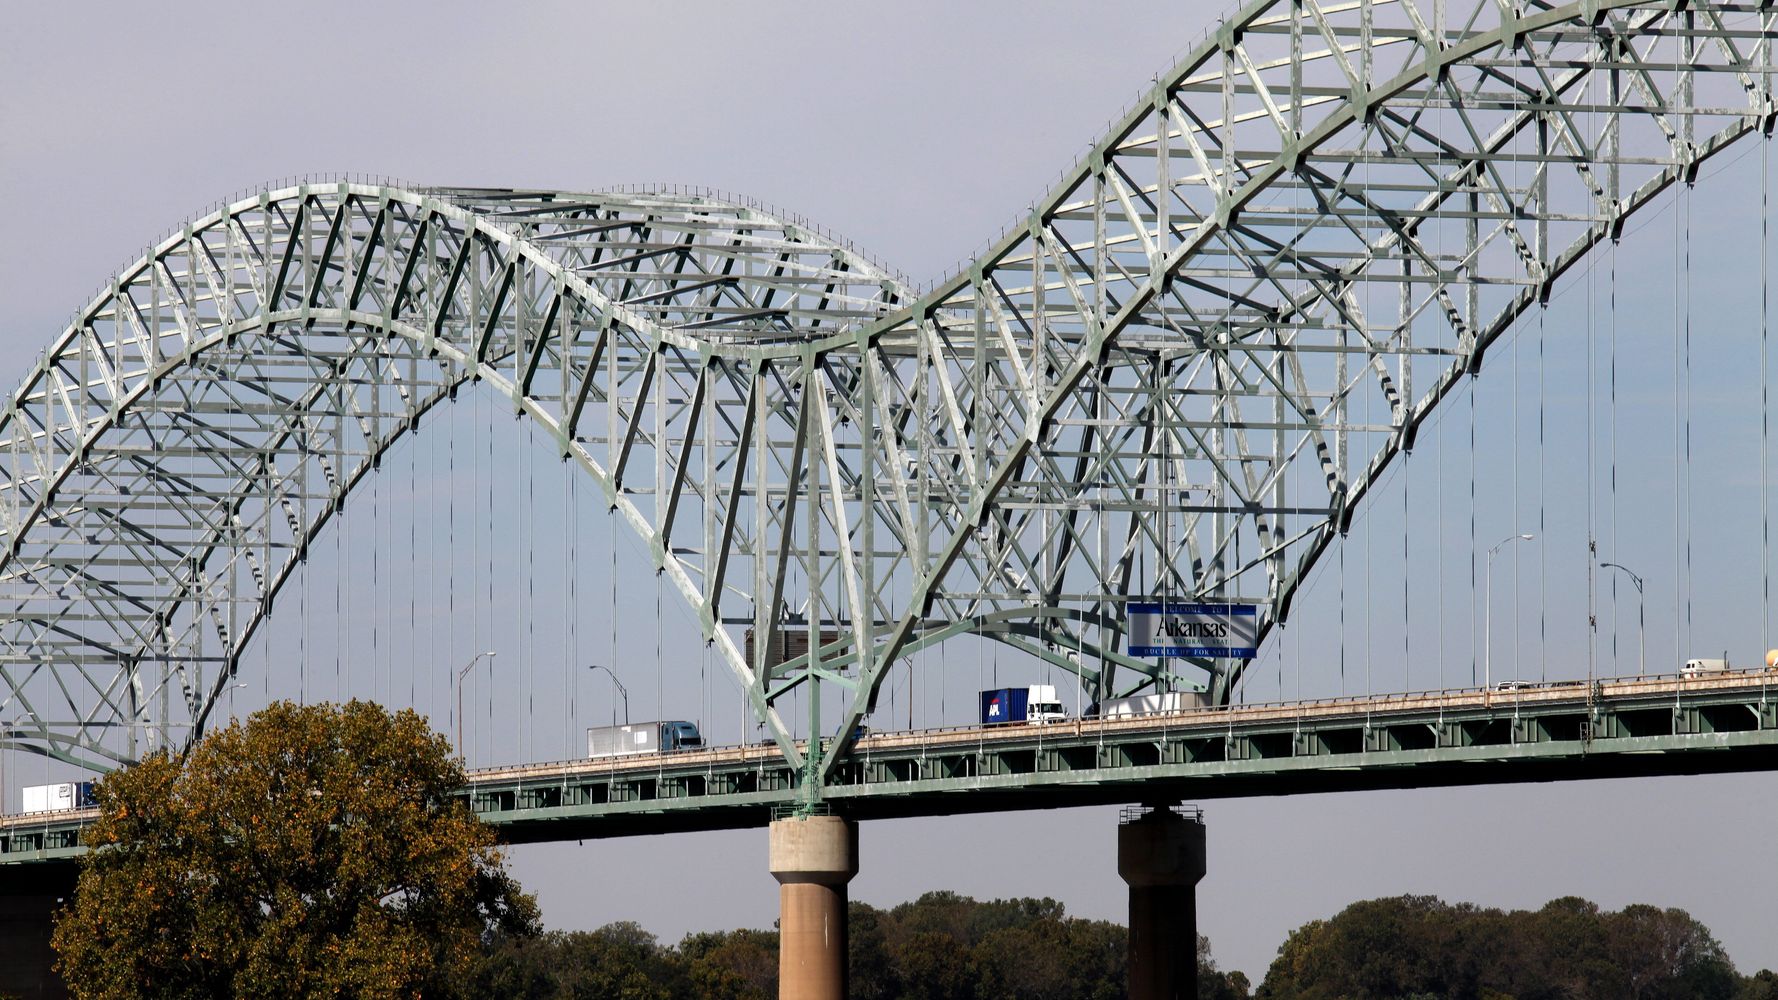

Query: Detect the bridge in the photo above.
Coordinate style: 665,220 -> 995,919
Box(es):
8,1 -> 1778,998
8,669 -> 1778,855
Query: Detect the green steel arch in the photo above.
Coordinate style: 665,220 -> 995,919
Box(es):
0,186 -> 912,769
6,2 -> 1778,804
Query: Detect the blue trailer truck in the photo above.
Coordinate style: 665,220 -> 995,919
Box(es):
978,685 -> 1067,725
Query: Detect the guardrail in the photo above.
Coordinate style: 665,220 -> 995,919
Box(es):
453,667 -> 1778,788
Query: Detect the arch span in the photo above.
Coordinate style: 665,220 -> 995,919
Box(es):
7,2 -> 1778,797
0,185 -> 911,767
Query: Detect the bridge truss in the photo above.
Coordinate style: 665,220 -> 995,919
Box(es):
4,1 -> 1778,805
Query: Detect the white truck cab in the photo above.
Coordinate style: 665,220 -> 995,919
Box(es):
1026,684 -> 1068,724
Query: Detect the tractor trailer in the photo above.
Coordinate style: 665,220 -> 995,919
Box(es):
978,685 -> 1068,725
587,721 -> 704,759
22,781 -> 95,814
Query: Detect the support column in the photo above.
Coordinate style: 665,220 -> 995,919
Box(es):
1118,805 -> 1206,1000
769,814 -> 858,1000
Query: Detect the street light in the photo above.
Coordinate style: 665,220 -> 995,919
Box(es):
455,651 -> 497,758
1485,533 -> 1535,692
1598,561 -> 1647,677
587,664 -> 629,726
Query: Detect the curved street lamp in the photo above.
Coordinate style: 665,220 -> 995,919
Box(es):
1598,561 -> 1647,677
455,651 -> 497,758
587,664 -> 630,726
1485,533 -> 1535,692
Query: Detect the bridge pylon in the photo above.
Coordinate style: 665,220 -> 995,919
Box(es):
768,811 -> 858,1000
1118,804 -> 1207,1000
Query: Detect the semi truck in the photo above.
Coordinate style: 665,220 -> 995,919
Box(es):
22,781 -> 96,814
587,721 -> 704,759
1089,691 -> 1208,719
978,685 -> 1068,725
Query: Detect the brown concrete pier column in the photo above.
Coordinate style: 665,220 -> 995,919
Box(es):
769,814 -> 858,1000
1118,805 -> 1207,1000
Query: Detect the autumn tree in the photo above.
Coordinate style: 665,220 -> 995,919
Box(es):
52,699 -> 538,1000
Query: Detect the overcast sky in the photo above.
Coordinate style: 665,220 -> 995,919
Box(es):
4,1 -> 1776,982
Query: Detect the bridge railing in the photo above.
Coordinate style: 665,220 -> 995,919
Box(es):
8,668 -> 1773,826
456,667 -> 1778,786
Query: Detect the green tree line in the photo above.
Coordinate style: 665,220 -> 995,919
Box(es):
472,892 -> 1778,1000
1257,895 -> 1776,1000
473,891 -> 1248,1000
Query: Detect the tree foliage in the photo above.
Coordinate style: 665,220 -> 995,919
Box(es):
1255,894 -> 1755,1000
475,891 -> 1247,1000
469,888 -> 1772,1000
52,699 -> 538,999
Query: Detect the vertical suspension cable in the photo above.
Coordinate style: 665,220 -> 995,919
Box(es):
299,416 -> 308,706
526,420 -> 536,764
1674,155 -> 1684,673
569,460 -> 578,758
1514,112 -> 1524,687
1685,164 -> 1694,661
1608,235 -> 1618,673
449,392 -> 457,732
1593,175 -> 1607,679
1469,379 -> 1478,687
485,378 -> 495,763
656,567 -> 662,737
1540,302 -> 1548,682
610,502 -> 618,725
337,420 -> 345,701
372,437 -> 380,704
1765,112 -> 1772,659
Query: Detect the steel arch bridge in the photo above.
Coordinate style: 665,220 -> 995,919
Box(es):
5,0 -> 1778,802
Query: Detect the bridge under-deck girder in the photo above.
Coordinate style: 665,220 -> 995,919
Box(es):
5,670 -> 1774,859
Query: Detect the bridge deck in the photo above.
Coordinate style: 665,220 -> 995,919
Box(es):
5,669 -> 1775,859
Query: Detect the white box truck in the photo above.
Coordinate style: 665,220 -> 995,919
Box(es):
587,721 -> 703,759
1092,691 -> 1208,718
1683,656 -> 1733,678
22,781 -> 96,814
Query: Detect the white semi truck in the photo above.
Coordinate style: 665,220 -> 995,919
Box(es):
587,721 -> 703,759
22,781 -> 96,814
1090,691 -> 1209,718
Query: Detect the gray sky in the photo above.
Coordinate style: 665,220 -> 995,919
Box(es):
4,1 -> 1776,983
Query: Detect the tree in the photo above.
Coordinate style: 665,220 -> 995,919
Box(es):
52,699 -> 539,999
680,928 -> 778,1000
1740,969 -> 1778,1000
1255,894 -> 1741,1000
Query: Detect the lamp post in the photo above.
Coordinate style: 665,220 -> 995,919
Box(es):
455,651 -> 497,759
1598,561 -> 1647,677
1485,533 -> 1535,692
587,664 -> 629,726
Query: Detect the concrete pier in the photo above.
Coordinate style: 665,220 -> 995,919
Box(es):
769,814 -> 858,1000
1118,806 -> 1207,1000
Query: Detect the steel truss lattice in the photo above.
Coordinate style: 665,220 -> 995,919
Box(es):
4,2 -> 1777,797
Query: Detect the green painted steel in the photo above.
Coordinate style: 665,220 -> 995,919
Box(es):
11,3 -> 1778,799
7,672 -> 1773,860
